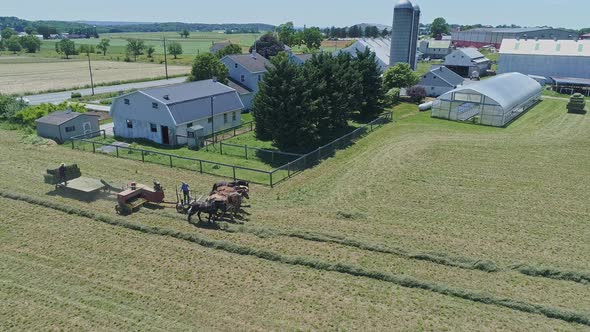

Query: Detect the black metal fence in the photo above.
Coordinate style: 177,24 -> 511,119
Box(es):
203,121 -> 255,145
69,112 -> 392,187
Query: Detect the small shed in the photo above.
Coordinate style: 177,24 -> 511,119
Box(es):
443,48 -> 491,77
35,110 -> 100,143
187,125 -> 205,149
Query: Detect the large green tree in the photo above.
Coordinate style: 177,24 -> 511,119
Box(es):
1,27 -> 15,40
299,27 -> 323,50
249,32 -> 284,59
355,49 -> 384,119
5,35 -> 22,53
253,52 -> 317,151
431,17 -> 450,38
55,39 -> 77,59
96,38 -> 110,56
20,35 -> 41,53
276,22 -> 299,47
126,38 -> 146,61
216,43 -> 242,58
383,63 -> 420,90
188,53 -> 228,84
179,29 -> 190,38
168,41 -> 183,59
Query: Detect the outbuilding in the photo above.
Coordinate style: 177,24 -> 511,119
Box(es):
335,38 -> 392,72
419,39 -> 453,59
417,66 -> 464,97
110,80 -> 243,146
443,48 -> 491,77
431,72 -> 542,127
35,110 -> 100,143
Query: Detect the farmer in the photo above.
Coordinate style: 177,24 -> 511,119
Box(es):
181,182 -> 190,204
58,163 -> 67,185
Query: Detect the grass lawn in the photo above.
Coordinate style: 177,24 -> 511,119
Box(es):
1,99 -> 589,330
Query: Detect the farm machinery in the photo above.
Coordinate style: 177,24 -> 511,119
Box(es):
115,182 -> 199,215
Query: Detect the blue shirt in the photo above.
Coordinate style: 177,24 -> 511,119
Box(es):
181,183 -> 189,192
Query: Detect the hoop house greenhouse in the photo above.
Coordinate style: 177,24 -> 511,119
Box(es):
431,72 -> 542,127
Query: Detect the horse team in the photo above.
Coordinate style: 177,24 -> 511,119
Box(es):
187,181 -> 250,224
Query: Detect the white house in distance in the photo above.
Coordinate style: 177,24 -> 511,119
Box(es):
417,66 -> 465,97
220,52 -> 272,111
110,80 -> 243,146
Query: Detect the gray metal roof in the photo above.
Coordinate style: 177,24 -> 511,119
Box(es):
293,54 -> 313,62
138,80 -> 244,125
458,48 -> 486,59
439,72 -> 542,111
141,80 -> 235,105
467,27 -> 567,34
227,78 -> 253,95
35,111 -> 98,125
210,41 -> 231,53
224,53 -> 272,73
428,66 -> 464,86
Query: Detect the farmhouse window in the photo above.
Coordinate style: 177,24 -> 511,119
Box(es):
187,131 -> 195,138
232,112 -> 236,121
258,75 -> 262,81
186,122 -> 192,128
234,63 -> 238,69
208,117 -> 212,124
65,126 -> 76,132
126,120 -> 133,129
224,113 -> 228,123
240,75 -> 245,82
152,102 -> 159,109
150,123 -> 157,133
124,98 -> 130,105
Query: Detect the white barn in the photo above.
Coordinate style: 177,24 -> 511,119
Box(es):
110,80 -> 243,146
335,38 -> 392,72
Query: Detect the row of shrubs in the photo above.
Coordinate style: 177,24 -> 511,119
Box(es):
0,95 -> 86,128
2,189 -> 589,327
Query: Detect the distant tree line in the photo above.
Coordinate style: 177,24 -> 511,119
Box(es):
0,28 -> 41,53
323,25 -> 389,39
253,50 -> 384,152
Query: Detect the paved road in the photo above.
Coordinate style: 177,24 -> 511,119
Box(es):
24,77 -> 188,105
84,104 -> 111,112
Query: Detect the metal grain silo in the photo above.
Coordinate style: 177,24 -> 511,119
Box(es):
390,0 -> 420,70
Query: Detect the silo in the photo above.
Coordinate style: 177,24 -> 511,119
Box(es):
390,0 -> 420,70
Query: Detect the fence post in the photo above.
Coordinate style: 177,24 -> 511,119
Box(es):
102,130 -> 106,139
245,145 -> 248,159
272,151 -> 275,163
220,142 -> 223,155
250,122 -> 253,131
270,172 -> 273,188
199,160 -> 203,174
233,128 -> 236,137
92,142 -> 95,154
169,155 -> 173,168
317,146 -> 321,160
141,150 -> 145,162
370,123 -> 373,131
71,140 -> 74,150
116,146 -> 119,158
287,162 -> 291,178
233,167 -> 236,181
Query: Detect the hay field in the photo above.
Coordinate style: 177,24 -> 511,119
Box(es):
1,99 -> 590,330
0,59 -> 190,95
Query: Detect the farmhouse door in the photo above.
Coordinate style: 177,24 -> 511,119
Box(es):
83,122 -> 92,136
161,126 -> 170,145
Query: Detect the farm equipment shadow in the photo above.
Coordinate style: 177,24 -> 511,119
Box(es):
45,189 -> 115,202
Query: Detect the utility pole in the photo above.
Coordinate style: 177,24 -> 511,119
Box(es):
163,36 -> 169,79
87,51 -> 95,95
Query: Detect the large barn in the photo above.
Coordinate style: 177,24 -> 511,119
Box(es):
497,39 -> 590,80
452,27 -> 578,49
336,38 -> 392,72
431,73 -> 542,127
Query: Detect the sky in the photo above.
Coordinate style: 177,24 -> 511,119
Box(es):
0,0 -> 587,29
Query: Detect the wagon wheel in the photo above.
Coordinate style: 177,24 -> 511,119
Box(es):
115,204 -> 122,215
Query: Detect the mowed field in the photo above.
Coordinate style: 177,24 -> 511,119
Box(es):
0,57 -> 190,95
1,99 -> 590,330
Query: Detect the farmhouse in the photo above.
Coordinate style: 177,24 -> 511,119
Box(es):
418,39 -> 453,59
110,80 -> 243,146
289,53 -> 314,65
220,52 -> 272,110
417,66 -> 464,97
335,38 -> 391,72
497,39 -> 590,81
431,72 -> 542,127
210,41 -> 232,54
452,27 -> 578,49
443,48 -> 491,77
35,110 -> 100,143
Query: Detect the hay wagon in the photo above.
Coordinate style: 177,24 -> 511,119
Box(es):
44,164 -> 110,198
115,182 -> 165,215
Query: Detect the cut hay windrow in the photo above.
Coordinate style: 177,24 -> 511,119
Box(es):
2,190 -> 590,327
